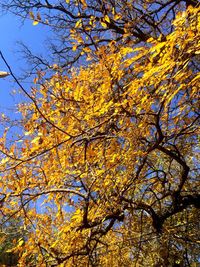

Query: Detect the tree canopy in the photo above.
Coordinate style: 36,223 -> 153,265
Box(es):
0,1 -> 199,266
1,0 -> 199,71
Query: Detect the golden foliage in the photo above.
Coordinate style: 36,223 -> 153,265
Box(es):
0,4 -> 199,267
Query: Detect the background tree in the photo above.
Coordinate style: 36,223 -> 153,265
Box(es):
0,218 -> 27,266
0,1 -> 199,266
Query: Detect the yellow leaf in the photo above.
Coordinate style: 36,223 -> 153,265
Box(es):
24,131 -> 32,136
83,47 -> 91,53
29,11 -> 34,20
37,12 -> 41,21
33,20 -> 39,26
75,19 -> 82,28
104,15 -> 110,23
31,136 -> 41,144
6,248 -> 14,253
112,7 -> 115,15
51,240 -> 59,248
80,0 -> 87,7
1,157 -> 9,164
18,239 -> 24,247
100,21 -> 107,28
114,14 -> 121,20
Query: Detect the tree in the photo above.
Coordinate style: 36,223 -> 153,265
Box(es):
0,218 -> 26,266
0,1 -> 199,267
1,0 -> 199,72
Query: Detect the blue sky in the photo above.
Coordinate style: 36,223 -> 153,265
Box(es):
0,12 -> 49,114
